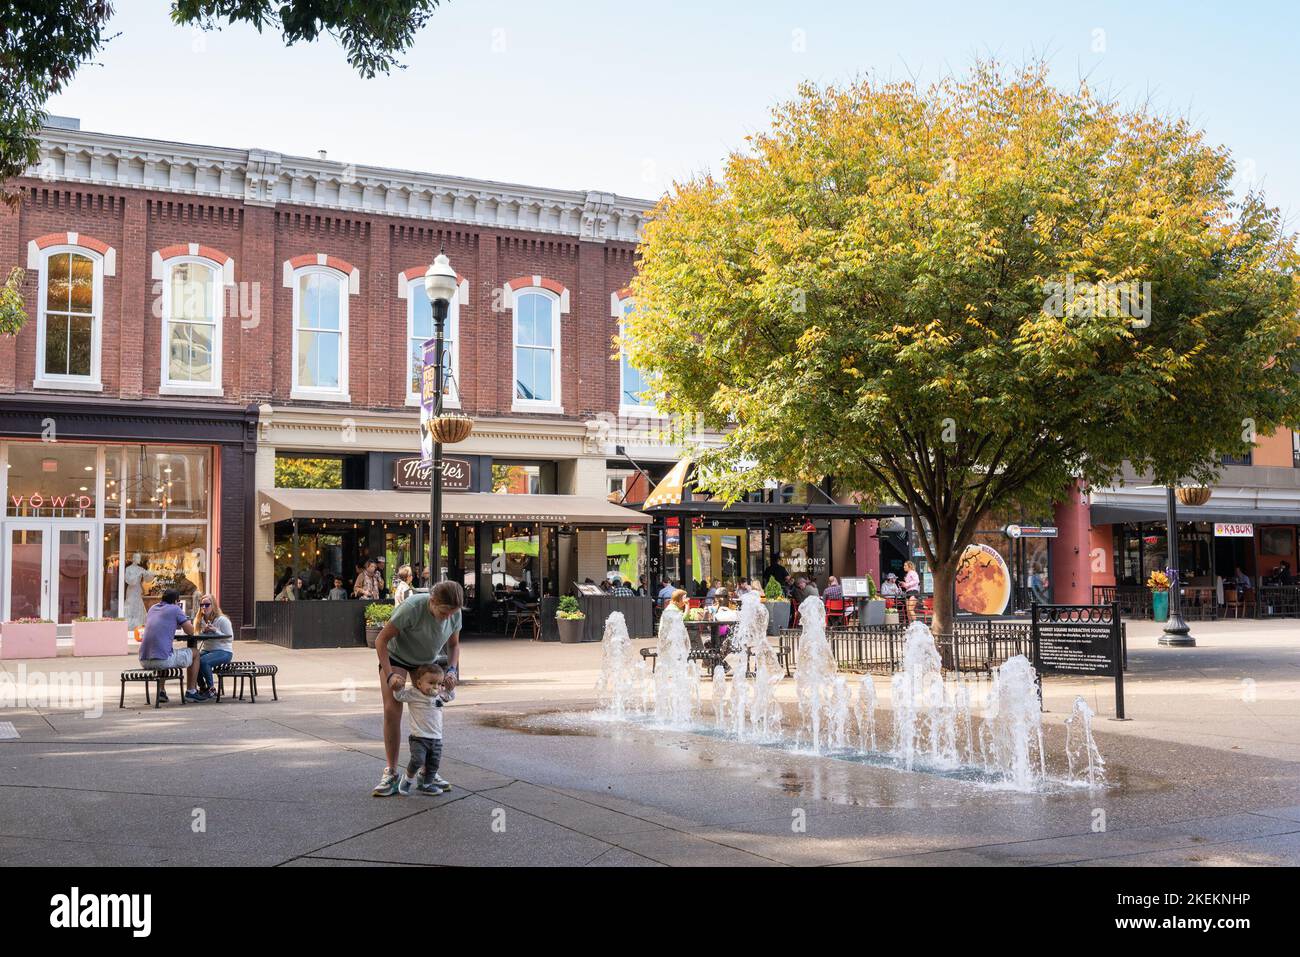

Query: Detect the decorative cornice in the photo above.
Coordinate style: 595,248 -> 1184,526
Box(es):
28,126 -> 653,243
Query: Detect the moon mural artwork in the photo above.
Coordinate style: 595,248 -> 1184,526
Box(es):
954,543 -> 1012,615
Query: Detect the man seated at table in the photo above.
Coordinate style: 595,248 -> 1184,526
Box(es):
138,589 -> 200,703
610,576 -> 635,597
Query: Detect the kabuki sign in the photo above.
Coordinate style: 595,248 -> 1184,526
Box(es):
1214,523 -> 1254,537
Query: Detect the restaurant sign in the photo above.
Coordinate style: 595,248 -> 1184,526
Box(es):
1004,524 -> 1058,538
1214,523 -> 1254,537
393,456 -> 472,492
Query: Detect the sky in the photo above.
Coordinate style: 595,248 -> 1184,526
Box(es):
45,0 -> 1300,218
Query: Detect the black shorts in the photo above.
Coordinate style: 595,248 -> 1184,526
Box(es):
380,653 -> 419,675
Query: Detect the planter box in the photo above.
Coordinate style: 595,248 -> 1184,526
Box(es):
72,620 -> 129,657
766,601 -> 791,635
864,599 -> 886,626
1,621 -> 58,660
557,617 -> 586,643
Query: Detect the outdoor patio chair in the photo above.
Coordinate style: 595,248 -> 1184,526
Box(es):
213,661 -> 279,703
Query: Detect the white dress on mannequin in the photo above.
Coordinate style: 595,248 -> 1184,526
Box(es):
123,561 -> 155,630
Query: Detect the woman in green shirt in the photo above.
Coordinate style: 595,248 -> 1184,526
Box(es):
372,580 -> 464,797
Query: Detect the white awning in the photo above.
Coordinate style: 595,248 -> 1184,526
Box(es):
257,488 -> 652,527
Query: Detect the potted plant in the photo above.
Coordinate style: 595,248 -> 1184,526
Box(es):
865,576 -> 887,626
556,595 -> 586,643
364,603 -> 394,648
72,616 -> 129,657
763,577 -> 791,634
1147,570 -> 1171,623
1,617 -> 58,660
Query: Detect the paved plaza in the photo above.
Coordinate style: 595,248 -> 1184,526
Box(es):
1,619 -> 1298,867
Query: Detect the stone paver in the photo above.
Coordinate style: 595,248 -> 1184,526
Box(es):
0,619 -> 1297,865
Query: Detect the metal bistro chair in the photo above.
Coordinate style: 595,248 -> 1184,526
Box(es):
511,603 -> 541,640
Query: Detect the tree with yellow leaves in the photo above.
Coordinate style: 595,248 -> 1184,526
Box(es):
626,62 -> 1300,637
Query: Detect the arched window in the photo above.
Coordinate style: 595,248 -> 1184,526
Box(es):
35,245 -> 104,389
400,268 -> 464,407
159,256 -> 225,394
615,295 -> 651,410
287,263 -> 352,401
510,283 -> 564,412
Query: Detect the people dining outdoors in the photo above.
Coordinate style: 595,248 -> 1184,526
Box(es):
823,576 -> 843,599
137,589 -> 199,703
610,576 -> 635,597
392,564 -> 414,605
353,560 -> 381,600
902,561 -> 921,623
194,594 -> 233,701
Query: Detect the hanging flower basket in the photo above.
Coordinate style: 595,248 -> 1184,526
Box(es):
1175,486 -> 1212,507
431,413 -> 473,445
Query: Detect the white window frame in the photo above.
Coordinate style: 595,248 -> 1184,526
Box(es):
615,296 -> 656,415
289,265 -> 351,402
159,255 -> 226,397
402,277 -> 463,409
34,245 -> 104,392
511,287 -> 563,413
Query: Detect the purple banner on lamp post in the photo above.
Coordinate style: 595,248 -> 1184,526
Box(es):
420,337 -> 439,462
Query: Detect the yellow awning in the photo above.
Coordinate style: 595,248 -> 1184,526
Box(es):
644,457 -> 693,508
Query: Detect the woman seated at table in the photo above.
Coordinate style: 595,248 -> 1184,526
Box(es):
195,594 -> 234,701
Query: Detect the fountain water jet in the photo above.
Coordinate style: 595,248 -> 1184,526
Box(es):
652,598 -> 699,727
855,674 -> 877,752
794,595 -> 838,752
982,655 -> 1046,789
1065,696 -> 1107,788
596,612 -> 641,719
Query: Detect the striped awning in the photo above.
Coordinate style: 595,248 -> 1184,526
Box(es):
644,457 -> 692,508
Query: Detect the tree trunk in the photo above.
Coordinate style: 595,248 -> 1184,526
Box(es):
930,556 -> 958,669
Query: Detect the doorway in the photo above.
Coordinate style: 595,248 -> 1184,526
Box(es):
4,521 -> 95,623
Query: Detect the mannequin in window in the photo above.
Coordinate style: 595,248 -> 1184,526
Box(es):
123,553 -> 155,630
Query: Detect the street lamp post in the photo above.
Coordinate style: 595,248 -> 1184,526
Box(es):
1159,484 -> 1195,646
424,252 -> 459,585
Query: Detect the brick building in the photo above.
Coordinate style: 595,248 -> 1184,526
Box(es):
0,120 -> 680,636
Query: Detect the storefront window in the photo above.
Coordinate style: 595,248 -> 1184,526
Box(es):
607,528 -> 646,586
123,445 -> 208,520
491,524 -> 538,592
1,441 -> 213,624
125,524 -> 208,618
5,442 -> 97,517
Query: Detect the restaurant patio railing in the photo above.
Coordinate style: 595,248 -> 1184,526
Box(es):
775,618 -> 1127,677
1092,583 -> 1300,620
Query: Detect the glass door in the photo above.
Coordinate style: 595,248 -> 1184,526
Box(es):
3,522 -> 94,623
5,524 -> 48,621
53,525 -> 93,623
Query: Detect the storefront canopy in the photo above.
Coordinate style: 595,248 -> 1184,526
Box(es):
257,489 -> 652,527
1090,503 -> 1300,526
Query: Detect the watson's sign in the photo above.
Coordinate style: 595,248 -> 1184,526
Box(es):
394,456 -> 472,492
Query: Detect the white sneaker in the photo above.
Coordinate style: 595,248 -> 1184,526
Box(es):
430,772 -> 451,790
372,767 -> 401,797
397,770 -> 419,796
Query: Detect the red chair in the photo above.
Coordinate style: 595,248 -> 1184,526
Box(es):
825,597 -> 846,626
687,598 -> 704,609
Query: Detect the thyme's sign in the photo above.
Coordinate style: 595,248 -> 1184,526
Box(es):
394,456 -> 472,492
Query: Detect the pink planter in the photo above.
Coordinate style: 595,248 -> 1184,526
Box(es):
73,620 -> 130,657
1,621 -> 59,660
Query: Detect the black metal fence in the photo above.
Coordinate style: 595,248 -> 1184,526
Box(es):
1093,583 -> 1300,620
777,618 -> 1128,676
